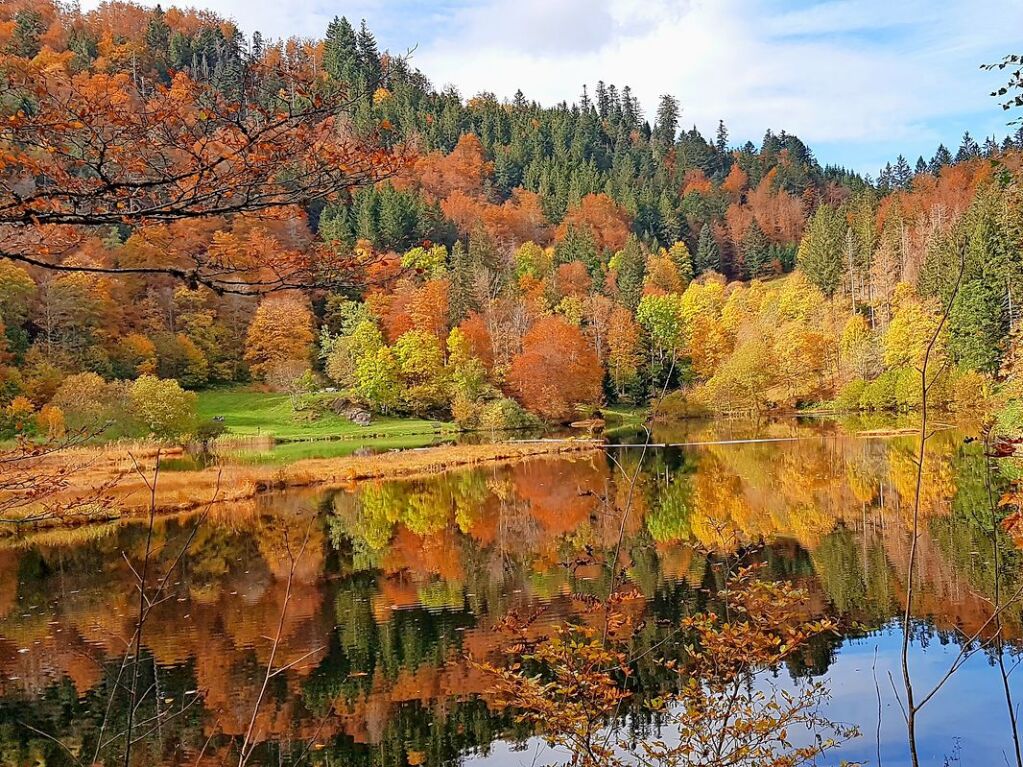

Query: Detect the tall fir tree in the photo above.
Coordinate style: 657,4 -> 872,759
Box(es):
695,224 -> 721,274
797,203 -> 847,296
615,236 -> 646,310
929,144 -> 952,174
448,241 -> 476,323
323,16 -> 359,86
741,220 -> 772,278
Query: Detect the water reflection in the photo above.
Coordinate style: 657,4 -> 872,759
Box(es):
0,417 -> 1020,765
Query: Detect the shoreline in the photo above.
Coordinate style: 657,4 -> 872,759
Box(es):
1,439 -> 606,533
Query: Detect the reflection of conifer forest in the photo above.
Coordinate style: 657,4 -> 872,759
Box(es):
2,419 -> 1021,765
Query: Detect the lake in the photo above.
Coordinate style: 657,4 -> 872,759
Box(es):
1,416 -> 1021,766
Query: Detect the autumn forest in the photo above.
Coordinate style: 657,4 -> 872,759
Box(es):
3,1 -> 1023,766
0,0 -> 1022,440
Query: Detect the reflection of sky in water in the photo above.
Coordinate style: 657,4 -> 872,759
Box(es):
828,627 -> 1023,767
466,624 -> 1023,767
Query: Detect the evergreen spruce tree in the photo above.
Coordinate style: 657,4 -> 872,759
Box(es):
797,203 -> 847,296
955,131 -> 980,163
376,186 -> 417,251
145,5 -> 171,79
615,236 -> 646,310
695,224 -> 721,274
11,9 -> 44,58
595,81 -> 610,119
893,155 -> 912,188
448,240 -> 476,323
353,188 -> 378,243
949,279 -> 1006,373
741,220 -> 772,278
715,120 -> 729,154
657,191 -> 682,246
168,31 -> 192,70
555,225 -> 601,276
929,144 -> 952,174
323,16 -> 359,86
356,19 -> 382,87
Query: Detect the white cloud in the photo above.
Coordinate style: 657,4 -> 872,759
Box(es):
77,0 -> 1023,170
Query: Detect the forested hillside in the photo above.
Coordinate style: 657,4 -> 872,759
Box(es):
2,0 -> 1023,438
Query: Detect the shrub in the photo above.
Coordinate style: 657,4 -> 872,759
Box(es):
195,418 -> 227,451
893,367 -> 923,411
51,372 -> 130,433
0,395 -> 35,438
652,390 -> 711,421
478,398 -> 540,430
834,379 -> 867,411
35,404 -> 65,439
949,369 -> 992,414
859,370 -> 898,411
129,375 -> 198,442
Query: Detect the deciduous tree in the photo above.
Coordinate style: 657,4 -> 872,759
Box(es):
508,316 -> 602,421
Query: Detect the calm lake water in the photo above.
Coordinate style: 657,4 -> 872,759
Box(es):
2,416 -> 1022,766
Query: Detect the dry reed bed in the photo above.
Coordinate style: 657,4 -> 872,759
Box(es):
4,440 -> 605,530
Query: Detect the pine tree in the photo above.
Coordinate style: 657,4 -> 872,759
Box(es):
250,31 -> 264,62
595,81 -> 610,119
715,120 -> 729,154
615,236 -> 646,310
145,5 -> 171,78
929,144 -> 952,174
448,241 -> 475,323
168,31 -> 192,70
915,156 -> 928,175
11,9 -> 44,58
741,220 -> 772,278
657,192 -> 682,246
955,131 -> 980,163
893,155 -> 911,189
797,204 -> 847,296
877,162 -> 893,193
323,16 -> 359,86
376,186 -> 417,251
555,225 -> 600,276
621,86 -> 640,132
356,19 -> 381,87
949,279 -> 1006,373
353,188 -> 378,242
695,224 -> 721,274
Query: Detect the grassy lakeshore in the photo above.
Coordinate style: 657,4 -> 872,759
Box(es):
197,387 -> 455,442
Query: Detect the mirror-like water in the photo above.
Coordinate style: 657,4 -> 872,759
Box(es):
1,417 -> 1021,766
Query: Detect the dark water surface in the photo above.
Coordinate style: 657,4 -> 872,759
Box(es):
2,416 -> 1022,766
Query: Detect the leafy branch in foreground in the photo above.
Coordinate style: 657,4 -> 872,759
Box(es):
479,565 -> 858,767
0,430 -> 118,524
0,54 -> 406,294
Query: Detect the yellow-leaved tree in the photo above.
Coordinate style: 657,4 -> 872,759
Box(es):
244,296 -> 315,382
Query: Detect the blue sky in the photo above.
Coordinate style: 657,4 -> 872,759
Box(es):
82,0 -> 1023,174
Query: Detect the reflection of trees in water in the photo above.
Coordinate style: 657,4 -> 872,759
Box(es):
1,426 -> 1020,765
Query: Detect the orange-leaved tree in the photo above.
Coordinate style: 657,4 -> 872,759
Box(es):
508,315 -> 603,421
